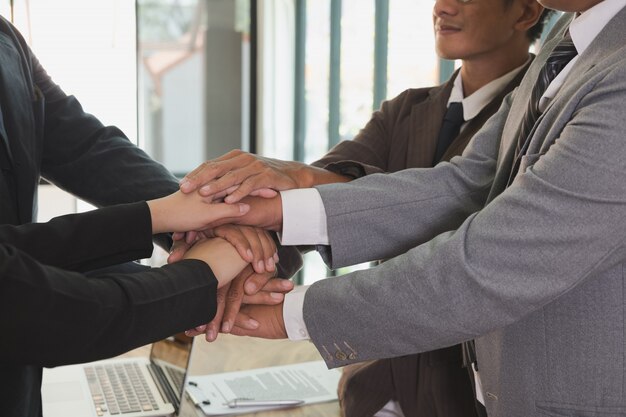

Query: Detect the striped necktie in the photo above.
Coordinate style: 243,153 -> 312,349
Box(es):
508,31 -> 578,185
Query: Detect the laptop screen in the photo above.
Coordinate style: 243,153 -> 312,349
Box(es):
148,334 -> 194,413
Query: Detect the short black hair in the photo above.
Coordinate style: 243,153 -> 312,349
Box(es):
503,1 -> 556,43
528,8 -> 555,43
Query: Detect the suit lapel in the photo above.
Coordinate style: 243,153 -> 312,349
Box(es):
486,14 -> 575,201
440,60 -> 533,162
406,73 -> 455,167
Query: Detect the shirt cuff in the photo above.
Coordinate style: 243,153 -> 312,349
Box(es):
279,189 -> 329,245
283,285 -> 310,340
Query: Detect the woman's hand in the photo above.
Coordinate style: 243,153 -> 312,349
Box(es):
147,191 -> 249,234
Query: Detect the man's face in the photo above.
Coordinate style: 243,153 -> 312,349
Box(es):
537,0 -> 602,13
432,0 -> 525,61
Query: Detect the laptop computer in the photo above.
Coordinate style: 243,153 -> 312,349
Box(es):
42,335 -> 193,417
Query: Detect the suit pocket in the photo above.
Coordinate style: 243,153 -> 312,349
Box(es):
537,401 -> 626,417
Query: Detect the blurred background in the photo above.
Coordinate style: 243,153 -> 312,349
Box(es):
3,0 -> 456,283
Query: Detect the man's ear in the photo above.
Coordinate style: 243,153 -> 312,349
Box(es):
514,0 -> 544,33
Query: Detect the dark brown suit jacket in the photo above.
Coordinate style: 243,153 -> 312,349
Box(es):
311,64 -> 530,417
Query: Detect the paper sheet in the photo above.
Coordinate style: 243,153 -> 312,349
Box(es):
185,361 -> 340,416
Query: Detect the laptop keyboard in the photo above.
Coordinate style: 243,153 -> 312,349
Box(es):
164,366 -> 184,395
85,363 -> 160,415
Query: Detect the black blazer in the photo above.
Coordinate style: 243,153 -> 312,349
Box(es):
0,202 -> 218,414
0,15 -> 178,417
0,16 -> 179,226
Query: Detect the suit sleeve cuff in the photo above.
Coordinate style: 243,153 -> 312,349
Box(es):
279,189 -> 329,245
283,285 -> 310,340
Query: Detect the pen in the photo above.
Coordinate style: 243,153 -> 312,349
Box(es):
226,399 -> 305,408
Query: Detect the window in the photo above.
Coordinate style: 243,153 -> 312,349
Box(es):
5,0 -> 136,221
258,1 -> 440,284
137,0 -> 253,176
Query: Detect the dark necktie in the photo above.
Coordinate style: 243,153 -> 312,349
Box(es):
433,101 -> 464,164
508,31 -> 577,184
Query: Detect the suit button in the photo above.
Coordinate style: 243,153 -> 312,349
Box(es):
335,351 -> 347,360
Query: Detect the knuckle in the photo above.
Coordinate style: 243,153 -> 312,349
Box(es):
227,287 -> 242,301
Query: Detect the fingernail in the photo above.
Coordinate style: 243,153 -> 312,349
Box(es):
222,322 -> 231,333
247,319 -> 259,329
246,249 -> 253,261
270,292 -> 283,300
196,325 -> 206,332
245,281 -> 257,294
179,179 -> 191,192
273,253 -> 279,263
200,185 -> 211,195
206,330 -> 216,341
266,258 -> 275,271
257,260 -> 264,272
239,203 -> 250,213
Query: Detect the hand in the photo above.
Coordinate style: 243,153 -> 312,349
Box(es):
167,231 -> 204,264
168,226 -> 279,274
199,195 -> 283,232
224,302 -> 287,339
147,191 -> 249,234
182,238 -> 248,288
184,270 -> 293,341
179,150 -> 310,203
230,303 -> 288,339
212,225 -> 278,273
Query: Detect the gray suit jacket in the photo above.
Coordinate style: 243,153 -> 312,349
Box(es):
304,10 -> 626,417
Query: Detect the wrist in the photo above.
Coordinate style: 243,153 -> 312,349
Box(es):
300,166 -> 350,188
291,163 -> 316,188
146,198 -> 165,234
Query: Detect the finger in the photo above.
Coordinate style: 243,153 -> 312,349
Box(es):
198,168 -> 248,199
205,283 -> 229,342
180,151 -> 244,193
250,188 -> 279,199
203,202 -> 250,226
244,272 -> 280,295
258,278 -> 294,293
214,226 -> 254,263
224,174 -> 271,204
243,278 -> 293,304
232,311 -> 260,331
185,230 -> 198,244
243,291 -> 286,305
184,323 -> 208,337
256,229 -> 278,272
180,162 -> 218,193
203,184 -> 240,201
221,270 -> 248,333
167,238 -> 192,264
243,228 -> 267,273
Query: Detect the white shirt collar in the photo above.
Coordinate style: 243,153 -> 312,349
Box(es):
569,0 -> 626,55
448,59 -> 529,121
539,0 -> 626,111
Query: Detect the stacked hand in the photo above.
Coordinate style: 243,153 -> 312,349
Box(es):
149,148 -> 344,342
178,149 -> 349,203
